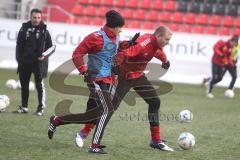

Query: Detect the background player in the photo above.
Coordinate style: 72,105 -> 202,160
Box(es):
203,35 -> 238,98
16,8 -> 53,116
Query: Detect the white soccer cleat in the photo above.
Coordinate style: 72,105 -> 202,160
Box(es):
150,140 -> 174,152
75,132 -> 85,148
159,142 -> 174,152
17,106 -> 29,113
206,93 -> 214,98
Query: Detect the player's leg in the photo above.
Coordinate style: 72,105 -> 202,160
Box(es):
76,85 -> 98,147
88,81 -> 115,154
76,76 -> 131,148
112,76 -> 132,109
227,66 -> 237,90
133,76 -> 173,151
47,82 -> 103,140
33,63 -> 46,116
207,63 -> 225,98
18,62 -> 32,113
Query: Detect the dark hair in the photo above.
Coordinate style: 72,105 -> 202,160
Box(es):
230,35 -> 239,43
105,10 -> 125,28
30,8 -> 42,15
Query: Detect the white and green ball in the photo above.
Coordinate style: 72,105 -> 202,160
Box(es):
5,79 -> 17,89
178,132 -> 195,150
178,110 -> 193,122
0,95 -> 10,112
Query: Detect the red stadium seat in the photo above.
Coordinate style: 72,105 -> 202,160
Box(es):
49,8 -> 69,23
223,16 -> 234,27
233,28 -> 240,35
151,1 -> 163,10
209,15 -> 222,26
122,8 -> 134,19
172,12 -> 183,23
155,22 -> 167,28
159,12 -> 171,22
185,13 -> 197,24
134,9 -> 146,20
79,16 -> 90,24
72,5 -> 84,15
140,0 -> 151,9
92,17 -> 104,26
205,26 -> 218,35
128,0 -> 138,8
193,26 -> 204,34
112,7 -> 121,13
147,10 -> 159,21
234,17 -> 240,27
129,20 -> 141,28
219,27 -> 230,35
164,1 -> 176,11
169,23 -> 180,32
197,14 -> 208,25
66,16 -> 78,24
102,0 -> 114,6
181,24 -> 192,33
143,21 -> 154,30
115,0 -> 126,7
97,7 -> 109,17
123,20 -> 129,28
78,0 -> 89,4
84,6 -> 96,16
42,7 -> 48,21
90,0 -> 101,5
48,0 -> 77,12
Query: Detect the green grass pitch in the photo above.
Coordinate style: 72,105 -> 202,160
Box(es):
0,68 -> 240,160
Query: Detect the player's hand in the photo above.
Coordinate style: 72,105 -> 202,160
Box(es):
233,59 -> 238,64
119,32 -> 140,50
38,55 -> 45,61
218,53 -> 224,58
162,61 -> 170,70
81,72 -> 94,82
111,65 -> 121,75
128,32 -> 140,46
228,61 -> 235,68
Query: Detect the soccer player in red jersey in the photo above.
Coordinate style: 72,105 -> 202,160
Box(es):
204,35 -> 238,98
76,26 -> 174,152
47,10 -> 126,154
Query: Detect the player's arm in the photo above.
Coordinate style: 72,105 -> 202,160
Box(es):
72,33 -> 102,74
118,32 -> 140,50
44,30 -> 53,51
16,27 -> 24,63
155,49 -> 170,69
213,40 -> 225,58
38,30 -> 55,61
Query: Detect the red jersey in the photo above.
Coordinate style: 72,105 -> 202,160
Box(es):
72,26 -> 117,84
212,40 -> 233,66
116,33 -> 167,79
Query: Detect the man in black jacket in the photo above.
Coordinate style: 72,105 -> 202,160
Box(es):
16,8 -> 54,116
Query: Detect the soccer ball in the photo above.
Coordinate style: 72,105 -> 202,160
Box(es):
0,95 -> 10,107
16,80 -> 21,89
224,89 -> 234,98
178,132 -> 195,150
5,79 -> 17,89
0,95 -> 9,112
178,110 -> 193,122
29,81 -> 35,91
0,100 -> 6,112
